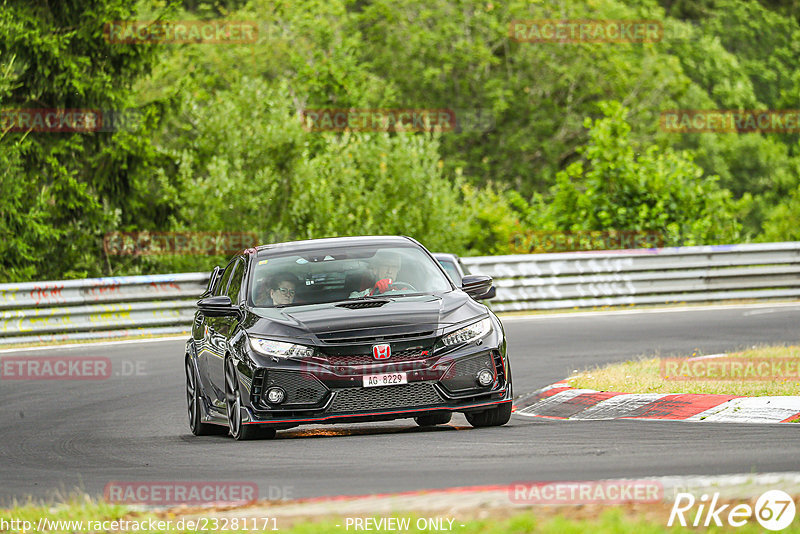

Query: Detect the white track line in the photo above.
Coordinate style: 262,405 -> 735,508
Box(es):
686,353 -> 728,361
0,335 -> 187,354
499,301 -> 800,321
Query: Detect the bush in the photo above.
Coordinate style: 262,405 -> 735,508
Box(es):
528,101 -> 743,246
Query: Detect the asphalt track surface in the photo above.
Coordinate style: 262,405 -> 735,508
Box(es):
1,303 -> 799,504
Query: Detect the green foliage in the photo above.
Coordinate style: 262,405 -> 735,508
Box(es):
2,0 -> 800,282
761,183 -> 800,242
0,0 -> 162,282
113,77 -> 470,275
460,184 -> 521,256
531,102 -> 742,245
353,0 -> 699,195
0,56 -> 37,281
660,0 -> 800,236
288,132 -> 469,253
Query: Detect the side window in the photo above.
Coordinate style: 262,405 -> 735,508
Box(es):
225,259 -> 245,303
204,266 -> 222,296
439,260 -> 461,285
215,259 -> 237,297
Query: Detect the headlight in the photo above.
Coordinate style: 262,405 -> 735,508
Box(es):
441,317 -> 492,347
249,337 -> 314,359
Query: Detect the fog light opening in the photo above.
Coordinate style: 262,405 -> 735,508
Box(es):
266,387 -> 286,404
476,368 -> 494,387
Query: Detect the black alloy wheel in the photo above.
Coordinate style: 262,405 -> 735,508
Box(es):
185,357 -> 225,436
225,357 -> 276,440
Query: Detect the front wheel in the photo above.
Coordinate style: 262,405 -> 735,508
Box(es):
186,357 -> 226,436
225,358 -> 276,440
465,402 -> 512,428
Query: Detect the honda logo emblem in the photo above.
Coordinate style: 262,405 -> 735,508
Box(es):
372,344 -> 391,360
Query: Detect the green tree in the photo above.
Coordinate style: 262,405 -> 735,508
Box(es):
353,0 -> 709,195
0,0 -> 163,281
531,101 -> 743,245
135,76 -> 470,273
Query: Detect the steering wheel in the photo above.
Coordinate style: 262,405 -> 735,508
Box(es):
370,280 -> 419,295
384,281 -> 417,292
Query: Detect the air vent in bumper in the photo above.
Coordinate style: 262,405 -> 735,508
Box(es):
440,352 -> 496,393
262,370 -> 329,406
329,382 -> 443,413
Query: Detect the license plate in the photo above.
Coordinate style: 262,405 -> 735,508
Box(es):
363,372 -> 408,388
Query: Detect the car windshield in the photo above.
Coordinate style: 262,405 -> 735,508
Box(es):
248,244 -> 452,308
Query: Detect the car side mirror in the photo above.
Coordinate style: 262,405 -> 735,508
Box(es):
461,274 -> 493,299
476,285 -> 496,300
198,295 -> 239,317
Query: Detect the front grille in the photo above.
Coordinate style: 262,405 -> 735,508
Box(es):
440,353 -> 495,393
264,370 -> 329,406
324,349 -> 431,367
329,382 -> 443,413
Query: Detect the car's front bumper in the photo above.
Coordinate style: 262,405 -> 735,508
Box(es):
240,346 -> 511,426
243,390 -> 511,425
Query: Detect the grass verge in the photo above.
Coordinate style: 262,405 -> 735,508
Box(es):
567,345 -> 800,397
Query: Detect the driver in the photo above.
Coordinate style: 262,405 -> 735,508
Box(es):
349,250 -> 405,297
269,272 -> 299,305
254,272 -> 299,306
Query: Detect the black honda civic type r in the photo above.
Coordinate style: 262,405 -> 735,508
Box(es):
184,235 -> 512,440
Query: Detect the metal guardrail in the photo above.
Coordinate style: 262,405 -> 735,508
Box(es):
0,274 -> 207,345
462,242 -> 800,312
1,242 -> 799,344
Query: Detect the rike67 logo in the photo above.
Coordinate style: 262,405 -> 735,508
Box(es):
668,490 -> 796,531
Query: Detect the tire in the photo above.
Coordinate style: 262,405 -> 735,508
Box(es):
225,357 -> 276,440
185,357 -> 226,436
414,412 -> 452,427
465,402 -> 512,428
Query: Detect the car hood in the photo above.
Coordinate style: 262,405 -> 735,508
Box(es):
244,292 -> 486,343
